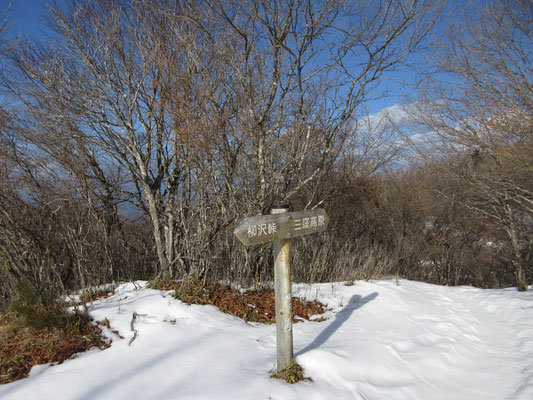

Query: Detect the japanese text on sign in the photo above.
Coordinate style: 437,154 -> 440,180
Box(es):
248,222 -> 277,238
234,208 -> 329,246
293,215 -> 325,231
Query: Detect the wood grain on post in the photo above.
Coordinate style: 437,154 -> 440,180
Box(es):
271,205 -> 293,371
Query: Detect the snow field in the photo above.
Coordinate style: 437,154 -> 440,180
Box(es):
0,279 -> 532,399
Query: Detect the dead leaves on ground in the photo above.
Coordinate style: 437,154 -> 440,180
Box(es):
154,279 -> 327,324
0,315 -> 109,384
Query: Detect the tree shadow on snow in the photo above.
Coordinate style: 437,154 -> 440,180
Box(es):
296,292 -> 378,356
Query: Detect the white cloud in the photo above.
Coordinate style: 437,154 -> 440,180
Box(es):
352,103 -> 441,169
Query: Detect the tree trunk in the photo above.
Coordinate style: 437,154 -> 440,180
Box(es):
505,207 -> 528,291
143,187 -> 169,276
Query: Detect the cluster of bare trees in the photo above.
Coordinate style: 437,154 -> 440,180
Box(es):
411,0 -> 532,290
0,0 -> 530,308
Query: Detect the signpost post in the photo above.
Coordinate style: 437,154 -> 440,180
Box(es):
271,205 -> 292,370
234,206 -> 329,371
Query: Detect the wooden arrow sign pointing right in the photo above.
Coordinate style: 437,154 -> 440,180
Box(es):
234,209 -> 329,246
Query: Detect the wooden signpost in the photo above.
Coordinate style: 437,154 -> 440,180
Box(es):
234,206 -> 330,371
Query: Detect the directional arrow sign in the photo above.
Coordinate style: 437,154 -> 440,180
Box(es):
234,206 -> 330,371
234,209 -> 329,246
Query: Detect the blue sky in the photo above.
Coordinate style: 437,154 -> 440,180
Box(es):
4,0 -> 468,116
6,0 -> 53,37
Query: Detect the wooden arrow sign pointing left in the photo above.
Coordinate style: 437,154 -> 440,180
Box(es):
234,209 -> 329,246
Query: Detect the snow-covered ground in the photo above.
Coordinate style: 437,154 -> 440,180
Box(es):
1,279 -> 532,400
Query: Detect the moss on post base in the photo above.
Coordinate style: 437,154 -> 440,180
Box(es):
270,360 -> 312,384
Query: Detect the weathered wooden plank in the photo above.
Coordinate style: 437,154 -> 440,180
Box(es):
271,206 -> 293,370
234,208 -> 330,246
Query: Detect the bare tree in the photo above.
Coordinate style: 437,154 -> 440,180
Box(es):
412,0 -> 532,290
178,0 -> 445,280
6,0 -> 192,276
5,0 -> 445,281
196,0 -> 445,210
